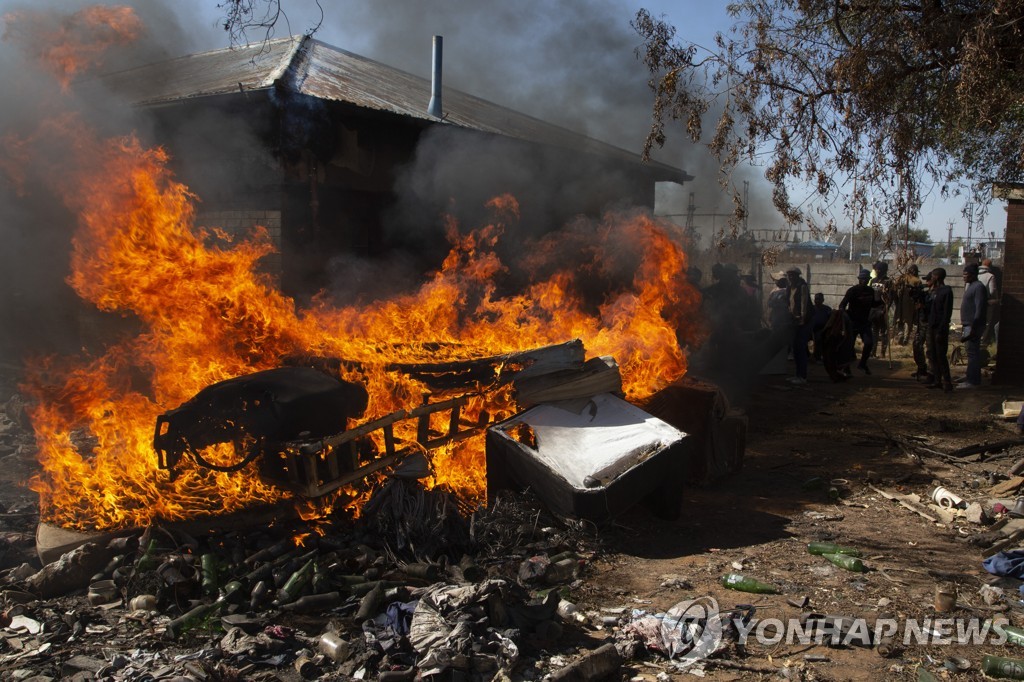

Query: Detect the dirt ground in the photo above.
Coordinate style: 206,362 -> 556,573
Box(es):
576,345 -> 1024,681
1,347 -> 1023,680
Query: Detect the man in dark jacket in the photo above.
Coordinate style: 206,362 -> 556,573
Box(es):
810,293 -> 832,361
839,269 -> 882,375
925,268 -> 954,392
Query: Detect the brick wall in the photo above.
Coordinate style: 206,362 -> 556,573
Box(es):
995,199 -> 1024,384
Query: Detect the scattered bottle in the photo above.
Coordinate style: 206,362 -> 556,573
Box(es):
276,559 -> 315,605
822,553 -> 865,572
135,539 -> 159,573
806,542 -> 862,557
280,591 -> 343,613
164,581 -> 242,639
720,573 -> 780,594
200,553 -> 219,596
995,623 -> 1024,646
983,654 -> 1024,680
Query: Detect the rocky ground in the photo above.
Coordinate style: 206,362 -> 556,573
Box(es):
0,348 -> 1022,681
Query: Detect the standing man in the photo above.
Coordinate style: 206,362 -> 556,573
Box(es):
810,293 -> 832,362
978,258 -> 1000,347
960,263 -> 988,389
909,270 -> 933,382
786,266 -> 813,385
839,269 -> 882,375
869,261 -> 892,358
925,268 -> 954,392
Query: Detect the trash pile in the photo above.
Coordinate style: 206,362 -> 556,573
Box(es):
0,480 -> 610,681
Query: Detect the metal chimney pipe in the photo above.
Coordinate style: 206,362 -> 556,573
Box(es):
427,35 -> 443,118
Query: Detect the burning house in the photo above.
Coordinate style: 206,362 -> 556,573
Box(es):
0,12 -> 752,680
0,14 -> 736,545
87,34 -> 693,298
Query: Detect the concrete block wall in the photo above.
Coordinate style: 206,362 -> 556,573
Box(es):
760,262 -> 965,316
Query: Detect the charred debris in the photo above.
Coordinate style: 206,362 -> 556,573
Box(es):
0,342 -> 746,681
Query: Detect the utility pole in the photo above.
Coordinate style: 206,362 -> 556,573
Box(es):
742,180 -> 749,232
947,220 -> 954,257
966,202 -> 974,253
850,181 -> 856,262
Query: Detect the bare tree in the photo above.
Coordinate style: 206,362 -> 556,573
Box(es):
217,0 -> 322,48
634,1 -> 1024,241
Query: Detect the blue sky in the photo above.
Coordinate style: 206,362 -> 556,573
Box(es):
1,0 -> 990,242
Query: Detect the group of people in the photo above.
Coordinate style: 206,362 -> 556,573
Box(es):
692,258 -> 998,393
804,262 -> 995,389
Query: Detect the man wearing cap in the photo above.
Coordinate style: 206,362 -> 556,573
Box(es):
839,268 -> 883,374
959,263 -> 988,388
925,268 -> 954,392
785,267 -> 813,384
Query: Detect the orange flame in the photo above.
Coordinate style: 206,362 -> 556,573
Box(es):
6,18 -> 701,532
2,6 -> 142,91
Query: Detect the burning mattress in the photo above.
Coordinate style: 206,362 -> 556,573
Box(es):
486,393 -> 690,522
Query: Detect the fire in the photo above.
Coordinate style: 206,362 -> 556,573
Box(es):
2,6 -> 142,91
5,9 -> 702,532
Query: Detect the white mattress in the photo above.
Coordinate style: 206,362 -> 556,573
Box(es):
494,393 -> 686,490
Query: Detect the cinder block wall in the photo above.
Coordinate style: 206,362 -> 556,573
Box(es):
995,200 -> 1023,384
761,262 -> 965,315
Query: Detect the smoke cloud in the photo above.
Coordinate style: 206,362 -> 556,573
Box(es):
0,0 -> 779,367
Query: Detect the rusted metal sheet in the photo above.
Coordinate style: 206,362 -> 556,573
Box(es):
89,36 -> 690,182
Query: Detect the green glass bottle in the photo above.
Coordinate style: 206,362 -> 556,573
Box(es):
822,553 -> 865,572
982,654 -> 1024,679
135,538 -> 159,573
164,581 -> 242,639
806,542 -> 862,557
997,624 -> 1024,646
200,553 -> 219,596
276,558 -> 315,605
720,573 -> 780,594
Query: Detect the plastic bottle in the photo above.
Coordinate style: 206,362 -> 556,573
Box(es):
982,654 -> 1024,679
822,553 -> 866,572
720,573 -> 780,594
806,542 -> 862,557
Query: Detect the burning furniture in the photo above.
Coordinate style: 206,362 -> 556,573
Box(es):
154,366 -> 484,498
487,393 -> 691,522
154,366 -> 369,476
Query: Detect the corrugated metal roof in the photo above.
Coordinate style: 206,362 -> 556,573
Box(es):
93,36 -> 690,180
794,240 -> 841,249
96,37 -> 298,104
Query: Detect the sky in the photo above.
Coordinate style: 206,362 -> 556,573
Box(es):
0,0 -> 995,244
